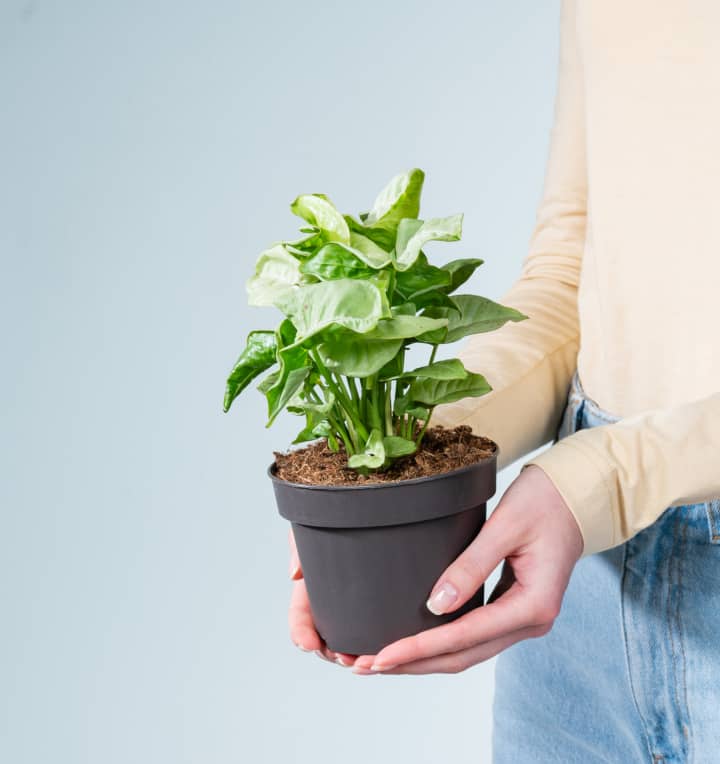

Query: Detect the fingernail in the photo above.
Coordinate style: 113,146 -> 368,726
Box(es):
289,562 -> 300,579
335,656 -> 348,667
295,643 -> 311,652
426,581 -> 459,615
314,650 -> 325,660
370,663 -> 397,672
352,666 -> 375,675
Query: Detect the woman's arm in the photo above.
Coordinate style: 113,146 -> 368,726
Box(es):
529,393 -> 720,554
433,0 -> 586,470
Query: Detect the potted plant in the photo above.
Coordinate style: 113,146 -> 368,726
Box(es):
223,168 -> 526,655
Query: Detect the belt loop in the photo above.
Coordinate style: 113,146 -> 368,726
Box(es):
705,500 -> 720,544
556,372 -> 586,441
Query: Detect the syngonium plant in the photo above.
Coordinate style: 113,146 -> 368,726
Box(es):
223,168 -> 527,472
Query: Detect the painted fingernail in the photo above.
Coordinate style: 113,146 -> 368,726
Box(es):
426,581 -> 459,615
370,663 -> 397,672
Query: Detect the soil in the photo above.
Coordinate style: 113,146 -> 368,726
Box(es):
273,425 -> 496,486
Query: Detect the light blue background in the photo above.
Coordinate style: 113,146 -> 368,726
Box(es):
1,2 -> 560,762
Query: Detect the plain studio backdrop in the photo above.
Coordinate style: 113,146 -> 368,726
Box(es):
1,2 -> 561,762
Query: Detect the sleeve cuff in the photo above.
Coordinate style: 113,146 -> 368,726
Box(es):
525,437 -> 618,556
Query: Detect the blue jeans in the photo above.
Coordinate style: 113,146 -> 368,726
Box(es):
493,372 -> 720,764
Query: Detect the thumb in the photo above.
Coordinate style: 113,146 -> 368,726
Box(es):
426,512 -> 514,615
288,528 -> 303,580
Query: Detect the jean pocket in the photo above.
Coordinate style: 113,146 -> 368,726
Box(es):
705,499 -> 720,544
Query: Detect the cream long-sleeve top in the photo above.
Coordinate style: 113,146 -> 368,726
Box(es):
433,0 -> 720,555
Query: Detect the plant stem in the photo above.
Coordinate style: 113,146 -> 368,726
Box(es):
384,383 -> 393,436
344,415 -> 360,452
310,350 -> 368,443
428,344 -> 438,365
328,413 -> 354,453
348,377 -> 361,406
415,406 -> 435,447
378,382 -> 387,433
362,375 -> 382,432
306,386 -> 323,404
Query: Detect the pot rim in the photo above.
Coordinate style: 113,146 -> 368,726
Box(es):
267,441 -> 498,492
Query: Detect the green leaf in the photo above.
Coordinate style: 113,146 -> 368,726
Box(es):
290,194 -> 350,244
405,405 -> 430,420
300,244 -> 374,281
393,218 -> 423,249
407,372 -> 492,406
360,315 -> 448,341
277,317 -> 297,346
392,398 -> 430,420
287,390 -> 336,417
257,369 -> 279,394
411,291 -> 457,310
347,429 -> 385,470
422,294 -> 528,343
363,169 -> 425,230
394,214 -> 464,270
382,436 -> 417,458
312,420 -> 333,437
344,215 -> 397,252
441,258 -> 484,293
223,331 -> 277,412
318,335 -> 403,378
414,320 -> 451,345
377,348 -> 405,380
246,244 -> 301,307
292,427 -> 317,444
397,358 -> 469,381
391,302 -> 416,316
296,234 -> 391,274
292,411 -> 332,444
283,230 -> 324,255
348,232 -> 393,268
263,327 -> 311,425
277,279 -> 390,341
265,365 -> 310,425
394,255 -> 452,302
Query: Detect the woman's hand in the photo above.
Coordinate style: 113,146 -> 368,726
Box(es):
288,529 -> 357,667
352,465 -> 584,675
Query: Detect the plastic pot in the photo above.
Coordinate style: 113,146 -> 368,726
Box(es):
270,447 -> 497,655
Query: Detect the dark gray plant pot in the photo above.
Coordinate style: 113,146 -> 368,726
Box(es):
270,448 -> 497,655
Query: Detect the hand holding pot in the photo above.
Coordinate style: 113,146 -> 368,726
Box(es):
352,465 -> 583,675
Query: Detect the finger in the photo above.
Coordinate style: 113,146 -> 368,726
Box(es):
288,528 -> 303,580
331,650 -> 358,667
425,511 -> 515,616
316,644 -> 359,667
371,623 -> 549,675
314,645 -> 338,663
288,579 -> 321,652
288,580 -> 358,665
311,642 -> 358,668
360,579 -> 559,670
